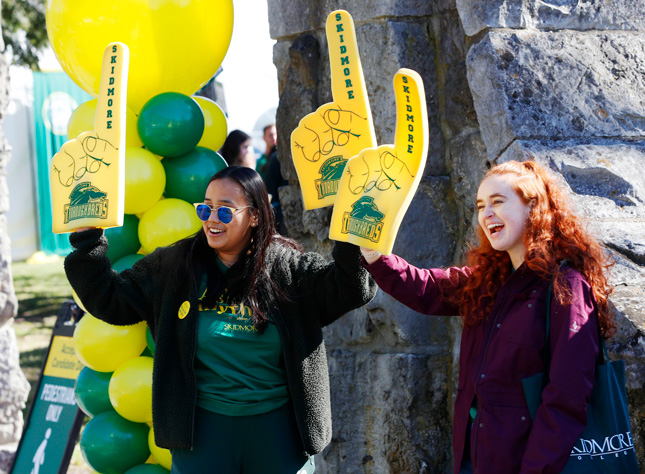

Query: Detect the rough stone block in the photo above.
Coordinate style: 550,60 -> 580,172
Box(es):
500,139 -> 645,261
321,350 -> 453,474
431,10 -> 478,143
0,444 -> 17,474
0,322 -> 28,446
467,30 -> 645,159
0,216 -> 16,328
456,0 -> 645,37
267,0 -> 451,40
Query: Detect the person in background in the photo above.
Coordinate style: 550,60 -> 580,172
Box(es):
256,123 -> 277,179
220,129 -> 256,168
65,166 -> 377,474
263,145 -> 288,236
360,160 -> 614,474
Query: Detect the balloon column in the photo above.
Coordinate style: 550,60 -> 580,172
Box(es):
73,313 -> 171,473
51,1 -> 234,472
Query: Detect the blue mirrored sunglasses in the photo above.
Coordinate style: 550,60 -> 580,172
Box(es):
193,203 -> 251,224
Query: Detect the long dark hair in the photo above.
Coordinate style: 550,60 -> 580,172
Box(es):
171,166 -> 301,332
220,130 -> 250,166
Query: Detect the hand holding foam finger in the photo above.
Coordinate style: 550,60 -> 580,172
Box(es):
290,10 -> 376,209
50,43 -> 129,233
329,69 -> 428,255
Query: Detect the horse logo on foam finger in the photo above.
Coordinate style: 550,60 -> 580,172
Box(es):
315,156 -> 348,199
341,196 -> 385,243
64,183 -> 109,223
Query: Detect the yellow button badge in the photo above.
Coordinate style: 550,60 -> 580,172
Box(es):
178,301 -> 190,319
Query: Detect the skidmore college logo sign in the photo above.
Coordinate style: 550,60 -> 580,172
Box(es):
341,196 -> 384,243
570,430 -> 635,461
64,182 -> 109,223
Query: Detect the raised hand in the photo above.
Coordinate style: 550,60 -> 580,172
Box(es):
50,43 -> 129,233
329,69 -> 428,255
290,10 -> 376,209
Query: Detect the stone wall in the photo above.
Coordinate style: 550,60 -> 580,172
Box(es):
268,0 -> 645,472
0,12 -> 31,474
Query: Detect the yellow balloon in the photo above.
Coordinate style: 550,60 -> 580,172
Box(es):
73,314 -> 147,373
138,198 -> 202,254
46,0 -> 234,112
148,426 -> 172,471
67,99 -> 143,147
71,288 -> 87,313
193,96 -> 228,152
124,147 -> 166,215
109,356 -> 153,423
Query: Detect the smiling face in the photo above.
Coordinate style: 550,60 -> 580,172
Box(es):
202,177 -> 258,265
476,174 -> 533,269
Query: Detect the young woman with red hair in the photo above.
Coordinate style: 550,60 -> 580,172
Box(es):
361,160 -> 614,474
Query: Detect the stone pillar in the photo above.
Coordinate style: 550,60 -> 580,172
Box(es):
269,2 -> 475,472
0,11 -> 31,473
268,0 -> 645,472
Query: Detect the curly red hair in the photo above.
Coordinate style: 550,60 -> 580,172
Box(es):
459,160 -> 615,337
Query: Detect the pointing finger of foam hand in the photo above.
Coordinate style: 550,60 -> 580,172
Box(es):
94,42 -> 129,148
392,69 -> 428,164
326,10 -> 372,121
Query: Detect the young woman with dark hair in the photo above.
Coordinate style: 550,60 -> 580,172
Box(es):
65,166 -> 377,474
360,160 -> 614,474
219,129 -> 256,168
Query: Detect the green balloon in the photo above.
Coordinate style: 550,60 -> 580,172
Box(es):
138,92 -> 205,157
75,367 -> 113,418
113,254 -> 145,273
125,465 -> 170,474
105,214 -> 141,264
146,326 -> 156,356
81,410 -> 150,474
163,147 -> 227,204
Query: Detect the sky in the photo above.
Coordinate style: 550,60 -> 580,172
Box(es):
219,0 -> 279,141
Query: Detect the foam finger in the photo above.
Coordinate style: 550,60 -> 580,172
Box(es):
94,42 -> 129,149
326,10 -> 371,118
392,69 -> 428,163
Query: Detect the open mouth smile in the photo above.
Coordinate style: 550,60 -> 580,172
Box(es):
488,223 -> 504,235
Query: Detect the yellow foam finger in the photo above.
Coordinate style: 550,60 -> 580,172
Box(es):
327,10 -> 371,117
290,10 -> 376,210
50,42 -> 129,233
329,69 -> 428,255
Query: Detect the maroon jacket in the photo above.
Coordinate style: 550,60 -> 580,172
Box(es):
364,254 -> 599,474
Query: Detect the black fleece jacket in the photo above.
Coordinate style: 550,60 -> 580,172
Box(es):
65,229 -> 376,454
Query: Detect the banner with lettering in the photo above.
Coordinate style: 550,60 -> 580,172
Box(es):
290,10 -> 376,210
329,69 -> 428,255
50,42 -> 129,233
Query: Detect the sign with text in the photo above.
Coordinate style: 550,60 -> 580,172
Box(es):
10,302 -> 85,474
